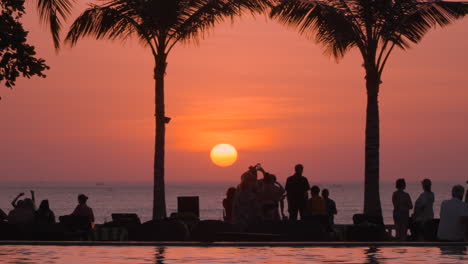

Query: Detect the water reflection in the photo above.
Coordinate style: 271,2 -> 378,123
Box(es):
439,246 -> 467,256
154,247 -> 166,264
364,247 -> 380,264
0,246 -> 467,264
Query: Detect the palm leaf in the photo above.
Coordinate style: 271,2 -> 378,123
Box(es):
171,0 -> 272,45
36,0 -> 74,49
271,0 -> 360,58
65,3 -> 143,46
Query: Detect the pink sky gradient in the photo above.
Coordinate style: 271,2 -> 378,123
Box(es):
1,3 -> 468,184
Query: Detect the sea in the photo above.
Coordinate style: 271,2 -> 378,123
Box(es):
0,181 -> 465,224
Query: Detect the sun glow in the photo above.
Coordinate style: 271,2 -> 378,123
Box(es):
210,144 -> 238,167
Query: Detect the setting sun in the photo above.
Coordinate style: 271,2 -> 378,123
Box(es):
210,144 -> 238,167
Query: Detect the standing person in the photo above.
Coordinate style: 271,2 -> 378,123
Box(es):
223,187 -> 237,223
35,200 -> 56,224
232,166 -> 260,231
411,179 -> 434,240
257,167 -> 285,222
72,194 -> 95,225
437,185 -> 468,241
285,164 -> 310,220
322,189 -> 337,226
392,178 -> 413,241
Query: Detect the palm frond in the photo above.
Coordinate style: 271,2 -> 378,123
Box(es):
271,0 -> 360,58
65,3 -> 143,46
170,0 -> 272,46
37,0 -> 74,49
380,0 -> 468,49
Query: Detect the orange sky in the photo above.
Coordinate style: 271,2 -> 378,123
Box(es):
1,3 -> 468,183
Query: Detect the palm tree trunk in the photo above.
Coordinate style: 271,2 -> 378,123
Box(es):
153,52 -> 168,220
363,66 -> 383,224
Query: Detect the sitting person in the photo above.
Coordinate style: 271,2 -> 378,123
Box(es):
72,194 -> 95,225
11,190 -> 35,209
257,168 -> 285,222
7,198 -> 35,225
306,185 -> 327,218
35,200 -> 56,224
11,192 -> 24,209
322,189 -> 337,226
223,187 -> 237,223
437,185 -> 468,241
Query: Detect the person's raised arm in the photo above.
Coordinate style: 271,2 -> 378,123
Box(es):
11,192 -> 24,208
30,190 -> 36,209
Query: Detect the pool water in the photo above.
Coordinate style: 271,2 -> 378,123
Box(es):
0,246 -> 467,264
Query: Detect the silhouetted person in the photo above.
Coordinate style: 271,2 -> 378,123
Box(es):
233,166 -> 261,230
11,190 -> 35,209
322,188 -> 337,226
437,185 -> 468,241
11,192 -> 24,208
392,178 -> 413,241
241,165 -> 258,185
411,179 -> 434,240
257,167 -> 285,222
223,187 -> 237,223
306,185 -> 326,216
72,194 -> 95,224
35,200 -> 56,224
7,197 -> 35,225
285,164 -> 310,220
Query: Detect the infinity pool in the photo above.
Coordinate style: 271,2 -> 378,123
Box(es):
0,246 -> 467,264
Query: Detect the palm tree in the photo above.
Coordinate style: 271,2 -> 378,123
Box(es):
65,0 -> 271,220
271,0 -> 468,223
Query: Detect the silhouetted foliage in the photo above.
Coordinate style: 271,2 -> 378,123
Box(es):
66,0 -> 273,219
0,0 -> 49,89
271,0 -> 468,221
34,0 -> 74,49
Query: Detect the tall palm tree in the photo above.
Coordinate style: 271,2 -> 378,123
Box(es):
65,0 -> 271,220
271,0 -> 468,223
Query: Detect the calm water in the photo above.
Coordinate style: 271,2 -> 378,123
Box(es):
0,246 -> 467,264
0,181 -> 464,224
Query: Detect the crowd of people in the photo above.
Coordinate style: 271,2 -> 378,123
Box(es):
1,175 -> 467,242
222,166 -> 468,241
222,164 -> 337,231
392,178 -> 468,241
0,191 -> 95,228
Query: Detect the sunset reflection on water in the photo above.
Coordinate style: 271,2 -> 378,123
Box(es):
0,246 -> 467,264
